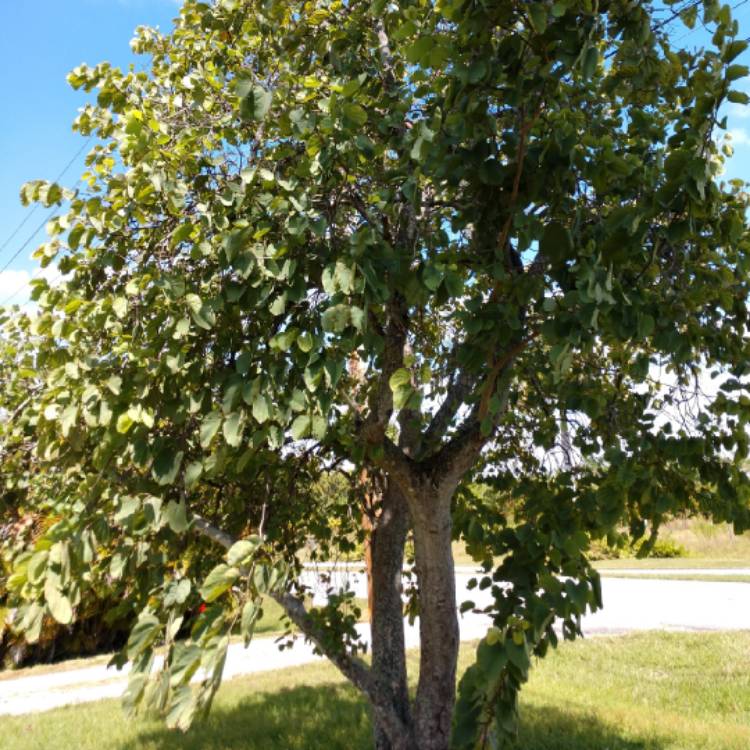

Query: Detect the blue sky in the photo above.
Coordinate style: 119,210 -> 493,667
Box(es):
0,0 -> 179,305
1,1 -> 750,306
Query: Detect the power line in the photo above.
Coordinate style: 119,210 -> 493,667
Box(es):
0,271 -> 63,308
0,136 -> 92,262
0,206 -> 64,277
0,136 -> 93,309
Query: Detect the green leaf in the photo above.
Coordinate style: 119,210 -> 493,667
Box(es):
389,368 -> 412,391
291,414 -> 311,440
422,264 -> 444,291
127,612 -> 161,660
541,222 -> 574,265
311,414 -> 327,440
60,405 -> 78,438
166,685 -> 197,732
252,395 -> 271,424
223,228 -> 249,261
116,412 -> 134,434
184,460 -> 203,488
726,64 -> 749,82
227,538 -> 259,566
20,604 -> 44,644
505,636 -> 530,671
238,79 -> 273,121
200,412 -> 222,448
236,350 -> 253,374
152,448 -> 184,486
582,45 -> 599,79
223,411 -> 245,447
164,501 -> 189,533
112,297 -> 128,319
405,36 -> 434,64
727,90 -> 750,105
527,4 -> 547,33
45,584 -> 73,625
724,40 -> 749,63
199,564 -> 239,602
169,643 -> 203,687
342,102 -> 368,127
240,600 -> 261,645
321,304 -> 351,333
297,331 -> 314,353
27,551 -> 48,585
107,375 -> 123,395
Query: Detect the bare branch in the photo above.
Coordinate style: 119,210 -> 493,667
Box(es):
192,514 -> 234,549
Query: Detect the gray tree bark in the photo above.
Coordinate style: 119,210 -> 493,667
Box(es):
410,488 -> 459,750
370,483 -> 415,750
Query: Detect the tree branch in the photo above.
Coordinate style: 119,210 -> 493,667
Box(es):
192,514 -> 235,549
428,332 -> 537,490
421,370 -> 477,458
366,294 -> 409,435
191,513 -> 412,742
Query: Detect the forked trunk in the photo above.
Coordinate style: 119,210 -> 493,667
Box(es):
370,483 -> 415,750
410,490 -> 459,750
366,472 -> 460,750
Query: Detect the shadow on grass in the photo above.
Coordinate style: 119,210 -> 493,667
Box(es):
117,683 -> 373,750
115,683 -> 662,750
517,704 -> 661,750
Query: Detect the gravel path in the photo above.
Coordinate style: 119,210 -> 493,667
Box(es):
1,573 -> 748,717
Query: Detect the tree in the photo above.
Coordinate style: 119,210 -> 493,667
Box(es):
3,1 -> 750,748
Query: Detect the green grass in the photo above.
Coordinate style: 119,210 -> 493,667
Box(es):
599,572 -> 750,583
594,557 -> 750,570
3,631 -> 749,750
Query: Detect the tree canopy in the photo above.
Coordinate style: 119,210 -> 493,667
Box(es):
3,1 -> 750,748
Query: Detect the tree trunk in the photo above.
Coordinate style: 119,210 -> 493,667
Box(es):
410,490 -> 459,750
370,483 -> 415,750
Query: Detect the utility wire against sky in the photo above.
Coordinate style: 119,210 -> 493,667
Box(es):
0,137 -> 92,307
0,136 -> 92,267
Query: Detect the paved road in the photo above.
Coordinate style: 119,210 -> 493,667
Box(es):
1,572 -> 748,717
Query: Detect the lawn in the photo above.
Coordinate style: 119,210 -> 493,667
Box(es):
594,557 -> 750,571
3,631 -> 749,750
453,518 -> 750,571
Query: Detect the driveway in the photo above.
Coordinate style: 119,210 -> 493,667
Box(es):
1,571 -> 748,717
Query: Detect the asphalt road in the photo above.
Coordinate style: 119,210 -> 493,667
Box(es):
1,570 -> 748,716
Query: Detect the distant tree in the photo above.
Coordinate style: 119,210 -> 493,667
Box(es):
3,1 -> 750,748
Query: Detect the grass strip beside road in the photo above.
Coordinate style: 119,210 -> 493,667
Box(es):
599,572 -> 750,584
2,631 -> 749,750
594,557 -> 750,570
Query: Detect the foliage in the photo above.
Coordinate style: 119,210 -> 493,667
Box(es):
3,0 -> 750,747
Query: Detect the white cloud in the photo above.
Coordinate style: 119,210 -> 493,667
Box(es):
728,102 -> 750,120
0,266 -> 65,310
0,270 -> 31,308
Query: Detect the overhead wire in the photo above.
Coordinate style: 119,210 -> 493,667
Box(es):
0,137 -> 92,307
0,136 -> 92,261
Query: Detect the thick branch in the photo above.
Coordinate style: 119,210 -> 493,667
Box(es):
429,333 -> 536,490
367,294 -> 409,433
421,370 -> 476,458
192,514 -> 234,549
